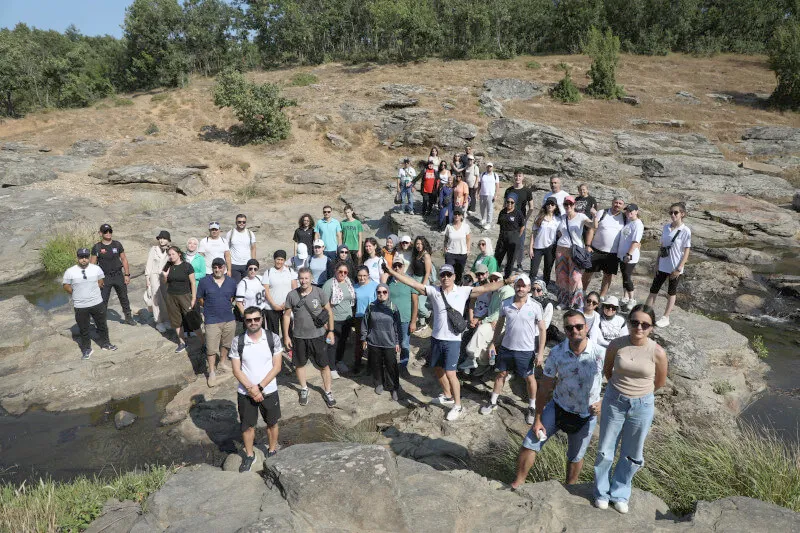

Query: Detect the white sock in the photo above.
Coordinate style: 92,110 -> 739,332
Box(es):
490,393 -> 499,405
529,399 -> 536,409
301,386 -> 308,391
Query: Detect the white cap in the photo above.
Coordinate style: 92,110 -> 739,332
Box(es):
515,274 -> 531,286
486,161 -> 494,167
296,243 -> 309,260
603,295 -> 620,307
400,235 -> 412,244
312,239 -> 325,249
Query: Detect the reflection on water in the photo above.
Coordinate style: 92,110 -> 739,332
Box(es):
0,272 -> 69,310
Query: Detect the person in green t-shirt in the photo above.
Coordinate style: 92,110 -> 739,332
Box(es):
341,205 -> 364,265
382,256 -> 418,370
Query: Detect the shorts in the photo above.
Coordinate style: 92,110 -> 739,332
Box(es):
521,400 -> 596,462
496,346 -> 535,377
205,320 -> 236,356
262,309 -> 282,336
237,390 -> 281,432
430,338 -> 460,371
588,250 -> 618,275
293,336 -> 328,368
165,292 -> 193,329
649,270 -> 681,296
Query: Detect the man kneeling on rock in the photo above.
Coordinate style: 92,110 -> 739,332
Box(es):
231,306 -> 283,473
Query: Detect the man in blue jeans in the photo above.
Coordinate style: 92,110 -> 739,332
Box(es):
314,205 -> 342,260
510,309 -> 605,489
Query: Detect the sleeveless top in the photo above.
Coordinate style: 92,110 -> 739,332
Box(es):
610,337 -> 656,398
411,253 -> 428,279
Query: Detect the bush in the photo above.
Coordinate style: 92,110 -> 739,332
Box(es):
768,21 -> 800,111
145,122 -> 160,135
40,224 -> 96,275
584,27 -> 625,99
213,69 -> 296,144
551,66 -> 582,103
712,380 -> 735,395
290,73 -> 318,86
750,334 -> 769,359
526,60 -> 542,70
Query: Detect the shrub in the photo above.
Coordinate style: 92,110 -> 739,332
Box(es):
526,60 -> 542,70
145,122 -> 159,135
112,96 -> 134,107
213,68 -> 296,144
712,380 -> 735,395
551,66 -> 581,104
40,224 -> 96,275
768,21 -> 800,111
234,183 -> 260,203
290,73 -> 318,86
584,27 -> 625,99
750,334 -> 769,359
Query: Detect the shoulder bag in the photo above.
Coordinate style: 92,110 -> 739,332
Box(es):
440,288 -> 468,335
565,215 -> 592,270
300,292 -> 330,328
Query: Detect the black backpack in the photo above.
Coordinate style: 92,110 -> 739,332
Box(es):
237,330 -> 276,359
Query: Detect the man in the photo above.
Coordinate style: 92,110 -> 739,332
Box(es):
583,197 -> 626,296
504,170 -> 534,271
542,176 -> 569,215
510,310 -> 605,489
419,159 -> 439,217
386,263 -> 505,421
199,222 -> 231,276
479,162 -> 499,229
314,205 -> 342,260
63,248 -> 116,359
397,158 -> 416,214
495,193 -> 525,279
263,250 -> 298,336
481,275 -> 546,425
230,307 -> 282,472
226,214 -> 257,283
282,267 -> 337,407
573,184 -> 597,216
463,153 -> 480,213
340,205 -> 363,264
90,223 -> 136,326
197,257 -> 238,387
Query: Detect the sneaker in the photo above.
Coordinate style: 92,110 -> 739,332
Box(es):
101,344 -> 117,351
155,322 -> 168,333
446,405 -> 463,421
620,296 -> 630,306
374,384 -> 384,395
484,224 -> 492,230
330,370 -> 340,380
175,343 -> 186,353
504,374 -> 512,383
433,394 -> 455,405
124,316 -> 137,326
656,316 -> 670,328
81,348 -> 93,360
324,391 -> 337,407
613,501 -> 629,514
526,406 -> 536,425
207,373 -> 217,387
626,299 -> 637,310
390,390 -> 399,402
299,388 -> 309,406
239,453 -> 256,473
267,449 -> 278,458
595,499 -> 609,510
479,403 -> 497,415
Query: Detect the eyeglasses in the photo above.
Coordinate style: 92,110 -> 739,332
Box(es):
476,272 -> 487,276
565,324 -> 585,332
236,220 -> 246,224
670,210 -> 681,215
337,270 -> 348,275
439,272 -> 454,278
586,300 -> 599,306
376,290 -> 388,294
479,242 -> 486,246
603,305 -> 618,311
245,317 -> 262,323
247,267 -> 258,271
212,265 -> 225,270
629,319 -> 653,330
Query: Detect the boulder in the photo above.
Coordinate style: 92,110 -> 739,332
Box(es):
95,165 -> 204,187
381,83 -> 426,96
325,132 -> 352,149
675,90 -> 701,103
687,496 -> 800,531
222,448 -> 265,473
630,118 -> 685,128
114,410 -> 138,429
339,101 -> 379,123
0,151 -> 58,186
378,117 -> 477,149
615,130 -> 723,158
482,79 -> 547,101
687,192 -> 800,239
738,126 -> 800,156
734,294 -> 764,314
699,247 -> 777,265
68,139 -> 111,157
478,94 -> 504,118
0,296 -> 54,355
176,175 -> 207,196
85,499 -> 141,533
766,274 -> 800,298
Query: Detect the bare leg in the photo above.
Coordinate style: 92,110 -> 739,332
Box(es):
173,327 -> 183,343
600,274 -> 613,296
206,353 -> 218,374
645,293 -> 657,308
525,375 -> 537,403
663,294 -> 677,317
242,427 -> 255,457
434,367 -> 451,397
220,346 -> 231,367
566,460 -> 584,484
296,364 -> 307,389
266,424 -> 279,452
446,370 -> 461,405
581,271 -> 593,292
511,448 -> 537,488
320,366 -> 332,392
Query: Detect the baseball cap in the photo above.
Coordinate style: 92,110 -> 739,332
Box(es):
603,295 -> 620,307
76,248 -> 90,258
544,196 -> 557,206
474,263 -> 489,274
400,235 -> 412,244
486,161 -> 494,167
392,255 -> 406,266
211,257 -> 226,267
467,154 -> 475,160
312,239 -> 325,248
488,271 -> 503,280
296,243 -> 309,260
337,244 -> 349,253
515,274 -> 531,286
563,195 -> 576,205
99,223 -> 112,233
439,264 -> 455,275
208,222 -> 220,230
625,203 -> 639,212
156,230 -> 171,241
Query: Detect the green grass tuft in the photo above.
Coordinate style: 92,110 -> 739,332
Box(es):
712,380 -> 735,395
290,73 -> 318,87
526,60 -> 542,69
750,334 -> 769,359
234,183 -> 260,203
112,96 -> 134,107
40,224 -> 96,275
145,122 -> 159,135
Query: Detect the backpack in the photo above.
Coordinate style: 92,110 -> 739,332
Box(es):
237,329 -> 276,359
227,229 -> 255,247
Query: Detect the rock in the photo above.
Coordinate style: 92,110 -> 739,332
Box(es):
381,83 -> 426,96
314,114 -> 329,123
478,93 -> 504,118
650,318 -> 708,380
706,93 -> 734,102
487,119 -> 580,150
67,139 -> 110,157
222,448 -> 265,473
734,294 -> 764,314
740,160 -> 783,176
769,155 -> 800,169
687,192 -> 800,239
615,130 -> 723,158
378,117 -> 477,149
482,78 -> 546,100
176,175 -> 207,196
94,165 -> 204,188
739,126 -> 800,156
630,118 -> 685,128
699,247 -> 777,265
0,151 -> 58,186
766,274 -> 800,298
339,101 -> 379,122
85,499 -> 141,533
0,296 -> 54,355
114,410 -> 137,429
682,261 -> 752,301
620,95 -> 640,106
688,496 -> 800,532
381,98 -> 419,109
325,131 -> 352,149
676,90 -> 700,103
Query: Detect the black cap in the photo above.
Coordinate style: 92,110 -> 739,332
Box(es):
273,249 -> 287,259
625,203 -> 639,212
100,224 -> 112,233
211,257 -> 226,267
77,248 -> 90,258
156,230 -> 171,241
246,258 -> 260,269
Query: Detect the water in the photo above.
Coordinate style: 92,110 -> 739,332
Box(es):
0,272 -> 69,310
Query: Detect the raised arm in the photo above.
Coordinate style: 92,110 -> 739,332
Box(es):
381,262 -> 426,294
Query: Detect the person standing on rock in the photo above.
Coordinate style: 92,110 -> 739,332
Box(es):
555,196 -> 594,310
226,214 -> 257,284
464,153 -> 480,214
594,304 -> 667,514
495,193 -> 525,279
452,172 -> 470,214
617,204 -> 644,309
443,209 -> 472,284
340,205 -> 364,265
583,198 -> 626,296
645,202 -> 692,328
505,170 -> 534,271
382,256 -> 419,373
362,237 -> 383,283
199,222 -> 232,277
161,245 -> 197,353
384,262 -> 506,421
263,250 -> 298,337
510,310 -> 604,489
419,159 -> 439,217
90,224 -> 136,326
309,239 -> 334,287
573,184 -> 597,217
282,267 -> 337,407
479,162 -> 499,229
145,230 -> 171,332
185,238 -> 206,288
397,158 -> 417,214
353,266 -> 378,374
63,248 -> 116,359
235,259 -> 266,319
231,306 -> 283,472
293,214 -> 315,259
543,176 -> 569,215
197,257 -> 238,387
361,282 -> 403,401
322,261 -> 355,378
529,198 -> 559,286
314,205 -> 342,261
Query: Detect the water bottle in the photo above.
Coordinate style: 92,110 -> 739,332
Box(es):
326,337 -> 334,345
489,349 -> 496,366
537,429 -> 547,442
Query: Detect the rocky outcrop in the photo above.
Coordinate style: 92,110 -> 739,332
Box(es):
698,246 -> 777,265
479,79 -> 547,117
738,126 -> 800,156
378,115 -> 477,149
93,165 -> 206,189
67,139 -> 111,157
0,296 -> 54,355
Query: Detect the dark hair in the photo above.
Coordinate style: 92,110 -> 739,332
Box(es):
246,258 -> 260,269
235,213 -> 246,220
166,245 -> 183,262
430,146 -> 439,156
273,249 -> 287,259
323,204 -> 333,211
363,236 -> 379,258
298,213 -> 314,228
628,304 -> 656,326
243,306 -> 262,318
334,260 -> 350,273
669,202 -> 687,215
344,204 -> 354,212
562,309 -> 586,324
534,202 -> 560,226
439,160 -> 448,171
412,236 -> 432,260
357,265 -> 370,276
514,169 -> 523,176
586,291 -> 601,303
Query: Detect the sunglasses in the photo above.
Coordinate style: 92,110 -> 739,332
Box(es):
212,265 -> 225,269
565,324 -> 585,332
323,210 -> 332,214
505,200 -> 515,203
210,228 -> 220,231
102,230 -> 112,234
586,300 -> 599,306
247,267 -> 258,271
670,210 -> 681,215
245,317 -> 262,323
532,287 -> 543,293
339,250 -> 349,254
439,272 -> 454,278
313,245 -> 323,248
476,271 -> 487,276
603,305 -> 618,311
564,202 -> 574,207
629,319 -> 653,330
479,242 -> 486,246
337,270 -> 349,274
81,269 -> 87,279
376,290 -> 388,294
236,220 -> 247,224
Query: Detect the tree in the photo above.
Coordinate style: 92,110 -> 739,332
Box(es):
0,31 -> 26,116
123,0 -> 187,89
584,27 -> 625,99
768,20 -> 800,111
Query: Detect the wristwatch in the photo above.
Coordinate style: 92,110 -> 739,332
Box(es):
257,384 -> 264,393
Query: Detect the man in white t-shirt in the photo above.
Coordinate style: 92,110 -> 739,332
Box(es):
263,250 -> 299,336
230,306 -> 283,472
236,259 -> 266,318
397,158 -> 417,214
479,162 -> 500,229
227,214 -> 257,283
481,275 -> 546,424
583,197 -> 626,296
542,176 -> 570,215
386,263 -> 505,421
199,221 -> 232,276
62,248 -> 116,359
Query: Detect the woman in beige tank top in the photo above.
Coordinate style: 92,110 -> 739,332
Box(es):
593,304 -> 668,514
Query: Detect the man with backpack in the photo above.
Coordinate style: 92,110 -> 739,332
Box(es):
199,222 -> 231,277
582,198 -> 626,296
227,214 -> 257,283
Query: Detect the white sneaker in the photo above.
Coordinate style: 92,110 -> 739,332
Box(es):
484,224 -> 492,230
626,298 -> 637,310
446,405 -> 463,421
613,501 -> 629,514
330,370 -> 340,380
620,297 -> 629,306
595,499 -> 609,510
433,394 -> 455,405
656,316 -> 670,328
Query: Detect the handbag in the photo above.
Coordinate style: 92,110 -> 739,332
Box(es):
554,401 -> 591,434
440,288 -> 468,335
394,190 -> 402,204
565,215 -> 592,270
301,293 -> 330,328
183,306 -> 203,332
659,230 -> 681,258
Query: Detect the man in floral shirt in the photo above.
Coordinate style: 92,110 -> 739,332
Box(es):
510,309 -> 605,489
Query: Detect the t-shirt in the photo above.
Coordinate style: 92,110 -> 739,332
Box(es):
309,255 -> 331,286
388,278 -> 413,323
444,223 -> 471,255
230,330 -> 282,395
425,285 -> 473,342
226,229 -> 255,266
453,181 -> 470,208
421,168 -> 437,194
196,275 -> 237,324
657,223 -> 691,274
198,236 -> 229,273
532,217 -> 559,249
500,296 -> 543,352
314,218 -> 342,252
592,209 -> 626,253
163,261 -> 195,295
556,214 -> 590,248
263,266 -> 297,310
479,172 -> 499,196
617,219 -> 644,263
293,227 -> 314,251
398,166 -> 416,187
543,190 -> 569,215
473,291 -> 492,319
464,163 -> 480,188
363,256 -> 382,284
573,195 -> 597,215
91,240 -> 124,274
497,208 -> 524,236
322,278 -> 355,321
63,264 -> 104,308
340,219 -> 363,251
354,281 -> 378,317
236,275 -> 266,309
284,286 -> 328,339
504,186 -> 533,217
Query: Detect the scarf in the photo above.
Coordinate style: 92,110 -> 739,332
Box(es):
331,276 -> 355,305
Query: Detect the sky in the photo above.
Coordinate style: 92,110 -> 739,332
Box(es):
0,0 -> 132,38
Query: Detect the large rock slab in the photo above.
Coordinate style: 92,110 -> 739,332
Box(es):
687,192 -> 800,240
0,150 -> 94,187
93,165 -> 205,188
0,296 -> 54,355
483,78 -> 547,101
616,130 -> 723,158
738,126 -> 800,156
378,116 -> 477,149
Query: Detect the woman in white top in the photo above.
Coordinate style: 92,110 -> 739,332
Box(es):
145,230 -> 171,331
362,237 -> 383,283
583,291 -> 602,344
443,208 -> 472,284
617,204 -> 644,309
428,146 -> 441,169
645,202 -> 692,328
596,296 -> 629,347
529,197 -> 560,285
554,195 -> 594,310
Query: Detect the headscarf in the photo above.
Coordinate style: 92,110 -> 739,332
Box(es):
480,237 -> 494,256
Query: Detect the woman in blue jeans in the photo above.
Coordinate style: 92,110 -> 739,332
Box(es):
594,304 -> 668,514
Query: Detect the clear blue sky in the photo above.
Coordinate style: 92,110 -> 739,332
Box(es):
0,0 -> 132,38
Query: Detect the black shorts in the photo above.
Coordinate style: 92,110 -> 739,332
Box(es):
650,271 -> 681,296
589,250 -> 619,275
237,390 -> 281,432
293,336 -> 328,368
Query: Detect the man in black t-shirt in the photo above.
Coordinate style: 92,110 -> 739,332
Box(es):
504,170 -> 534,270
574,184 -> 598,216
90,223 -> 136,326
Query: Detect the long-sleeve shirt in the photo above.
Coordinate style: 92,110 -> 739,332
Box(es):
361,301 -> 402,348
145,246 -> 168,278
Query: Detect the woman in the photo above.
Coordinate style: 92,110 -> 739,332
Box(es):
437,162 -> 454,229
594,304 -> 668,514
410,236 -> 433,325
361,283 -> 403,401
471,237 -> 498,274
645,202 -> 691,328
146,230 -> 171,332
443,208 -> 471,284
617,204 -> 643,310
185,238 -> 206,288
554,195 -> 594,310
381,234 -> 399,267
397,236 -> 413,272
263,250 -> 298,336
290,243 -> 310,271
362,237 -> 383,283
428,146 -> 441,169
293,213 -> 315,258
451,153 -> 464,176
529,198 -> 559,285
323,261 -> 356,378
381,256 -> 419,371
596,296 -> 628,347
495,193 -> 525,279
583,291 -> 602,344
353,266 -> 378,373
452,172 -> 470,212
161,245 -> 196,352
335,244 -> 358,282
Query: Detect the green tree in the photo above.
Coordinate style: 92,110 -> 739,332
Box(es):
584,26 -> 625,99
182,0 -> 239,75
0,31 -> 26,116
123,0 -> 187,89
768,20 -> 800,111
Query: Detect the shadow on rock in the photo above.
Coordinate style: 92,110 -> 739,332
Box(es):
188,398 -> 239,454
